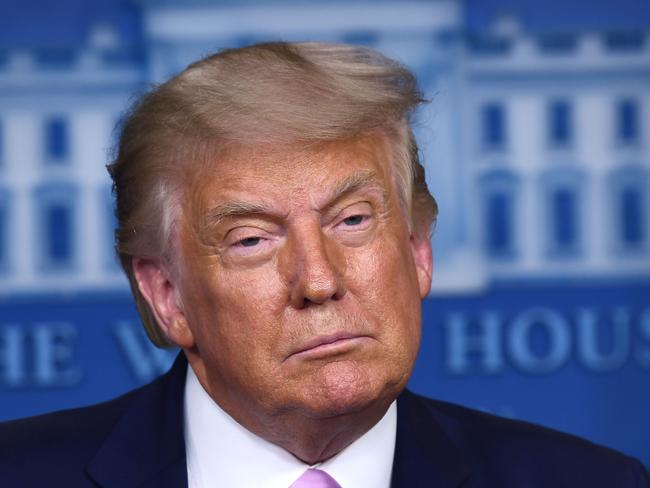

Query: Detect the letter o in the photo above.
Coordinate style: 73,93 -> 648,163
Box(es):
508,308 -> 571,374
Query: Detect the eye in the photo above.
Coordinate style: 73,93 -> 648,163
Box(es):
334,203 -> 373,234
236,236 -> 262,247
342,215 -> 366,226
226,227 -> 272,255
223,224 -> 279,261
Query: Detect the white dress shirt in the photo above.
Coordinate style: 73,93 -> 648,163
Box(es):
184,366 -> 396,488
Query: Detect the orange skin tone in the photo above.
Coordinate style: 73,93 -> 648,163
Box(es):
134,134 -> 432,464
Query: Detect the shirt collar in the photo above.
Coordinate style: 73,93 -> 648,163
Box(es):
184,365 -> 396,488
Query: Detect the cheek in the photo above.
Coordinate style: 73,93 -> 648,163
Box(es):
346,225 -> 419,301
188,264 -> 287,362
345,229 -> 422,345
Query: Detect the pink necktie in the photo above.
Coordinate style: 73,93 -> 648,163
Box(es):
289,468 -> 342,488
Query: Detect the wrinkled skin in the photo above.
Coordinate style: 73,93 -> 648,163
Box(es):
134,134 -> 432,463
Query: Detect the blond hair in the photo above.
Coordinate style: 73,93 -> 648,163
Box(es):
108,41 -> 438,347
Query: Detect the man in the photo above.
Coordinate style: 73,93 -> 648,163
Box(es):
1,42 -> 648,487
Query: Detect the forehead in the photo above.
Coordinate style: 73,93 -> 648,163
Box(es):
189,134 -> 395,206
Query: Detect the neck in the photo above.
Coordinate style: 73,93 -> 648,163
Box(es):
187,355 -> 393,464
259,400 -> 392,464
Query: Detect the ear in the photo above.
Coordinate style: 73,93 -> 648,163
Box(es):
132,257 -> 195,349
410,233 -> 433,298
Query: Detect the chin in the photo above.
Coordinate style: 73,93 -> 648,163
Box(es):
297,361 -> 402,419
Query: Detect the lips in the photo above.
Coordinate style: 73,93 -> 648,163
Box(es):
287,332 -> 371,360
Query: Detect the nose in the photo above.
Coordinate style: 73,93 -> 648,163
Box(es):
280,222 -> 347,308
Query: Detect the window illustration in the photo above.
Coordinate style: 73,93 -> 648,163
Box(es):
620,186 -> 644,245
479,170 -> 518,259
46,204 -> 72,262
605,31 -> 645,52
616,99 -> 640,146
610,166 -> 647,252
467,35 -> 511,55
35,184 -> 77,271
548,100 -> 572,148
551,187 -> 579,251
537,34 -> 577,54
541,169 -> 584,257
481,102 -> 506,150
44,116 -> 69,162
35,48 -> 77,69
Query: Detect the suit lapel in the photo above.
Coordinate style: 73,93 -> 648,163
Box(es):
86,354 -> 189,488
84,358 -> 470,488
391,390 -> 472,488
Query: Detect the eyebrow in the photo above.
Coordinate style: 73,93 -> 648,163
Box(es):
203,201 -> 278,229
202,170 -> 388,229
321,170 -> 388,210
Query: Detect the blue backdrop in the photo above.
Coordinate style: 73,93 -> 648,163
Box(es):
0,0 -> 649,469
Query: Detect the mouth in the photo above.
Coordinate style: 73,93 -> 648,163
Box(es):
286,333 -> 372,361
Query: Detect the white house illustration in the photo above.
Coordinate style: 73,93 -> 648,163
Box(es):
0,0 -> 648,295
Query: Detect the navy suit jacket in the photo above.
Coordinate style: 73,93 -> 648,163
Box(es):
1,354 -> 648,487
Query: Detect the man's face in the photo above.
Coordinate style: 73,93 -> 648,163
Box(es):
169,134 -> 431,421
